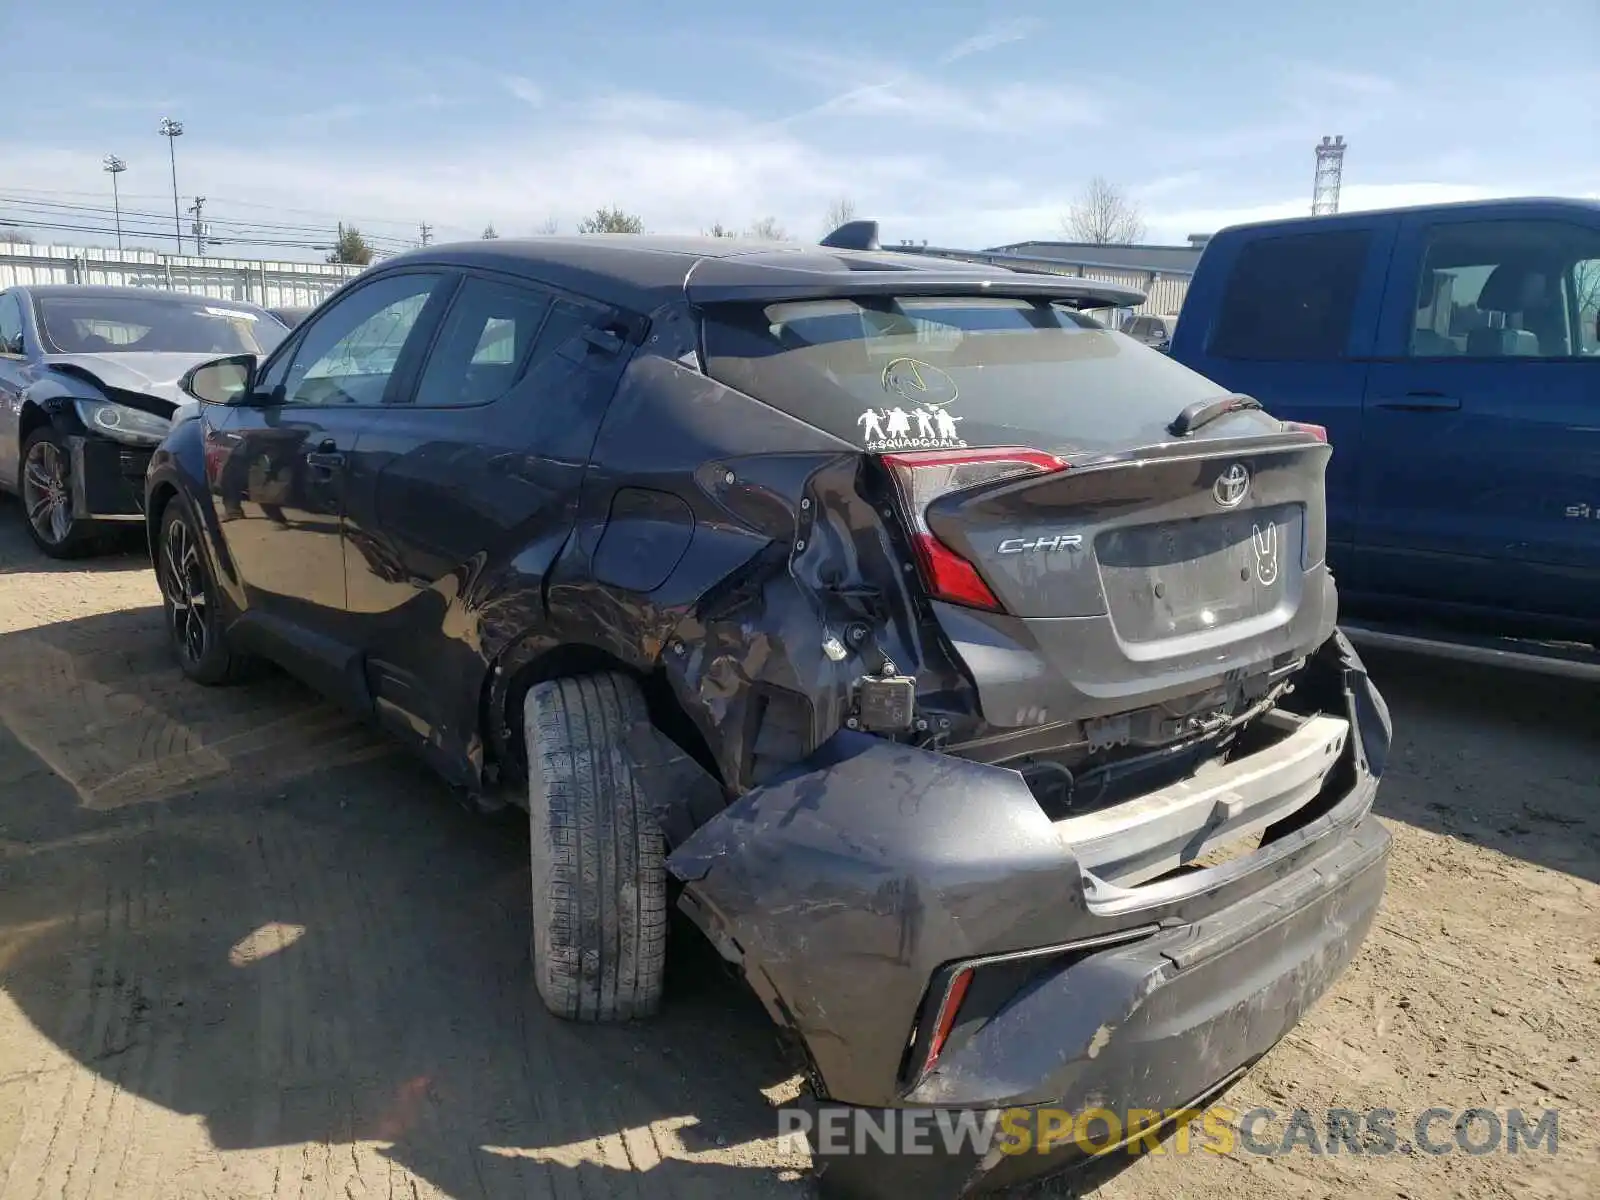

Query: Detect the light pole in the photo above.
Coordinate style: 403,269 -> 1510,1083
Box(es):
102,155 -> 127,252
158,118 -> 184,253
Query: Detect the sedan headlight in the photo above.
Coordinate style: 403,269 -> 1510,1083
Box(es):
74,399 -> 173,447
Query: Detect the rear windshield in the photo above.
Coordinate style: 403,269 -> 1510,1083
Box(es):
35,293 -> 286,356
700,296 -> 1229,456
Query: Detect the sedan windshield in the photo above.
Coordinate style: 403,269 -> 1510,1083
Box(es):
35,293 -> 286,356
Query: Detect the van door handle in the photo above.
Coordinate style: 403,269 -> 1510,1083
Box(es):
1374,392 -> 1461,412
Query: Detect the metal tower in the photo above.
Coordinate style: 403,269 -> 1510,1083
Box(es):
1312,135 -> 1346,216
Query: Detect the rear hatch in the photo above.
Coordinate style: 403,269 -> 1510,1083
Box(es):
699,292 -> 1336,727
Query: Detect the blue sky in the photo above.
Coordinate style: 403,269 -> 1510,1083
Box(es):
5,1 -> 1597,259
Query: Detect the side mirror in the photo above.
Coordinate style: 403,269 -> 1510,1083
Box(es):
181,353 -> 259,405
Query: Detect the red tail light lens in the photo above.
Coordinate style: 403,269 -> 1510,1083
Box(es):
921,966 -> 974,1075
1282,420 -> 1328,443
880,447 -> 1067,612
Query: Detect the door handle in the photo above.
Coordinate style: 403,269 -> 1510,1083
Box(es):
305,440 -> 345,470
1374,392 -> 1461,412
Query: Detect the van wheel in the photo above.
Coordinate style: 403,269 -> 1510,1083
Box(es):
525,673 -> 667,1022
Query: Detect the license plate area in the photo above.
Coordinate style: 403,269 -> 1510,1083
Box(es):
1096,504 -> 1302,643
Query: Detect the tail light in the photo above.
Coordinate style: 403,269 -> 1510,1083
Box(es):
1282,420 -> 1328,443
920,966 -> 974,1076
880,447 -> 1067,612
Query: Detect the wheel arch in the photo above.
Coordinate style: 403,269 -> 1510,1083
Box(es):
145,478 -> 179,561
18,399 -> 55,445
483,635 -> 725,801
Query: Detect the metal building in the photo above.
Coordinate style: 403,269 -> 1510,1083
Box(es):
892,235 -> 1209,324
0,239 -> 364,309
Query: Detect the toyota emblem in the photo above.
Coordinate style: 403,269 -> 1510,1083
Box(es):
1213,463 -> 1250,508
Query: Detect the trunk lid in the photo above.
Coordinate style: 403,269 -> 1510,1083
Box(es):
927,437 -> 1327,639
913,433 -> 1336,729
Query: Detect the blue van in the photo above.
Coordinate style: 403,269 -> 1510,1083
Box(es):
1169,198 -> 1600,667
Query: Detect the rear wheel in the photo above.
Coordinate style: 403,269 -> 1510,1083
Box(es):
156,497 -> 250,685
525,673 -> 667,1022
18,427 -> 96,558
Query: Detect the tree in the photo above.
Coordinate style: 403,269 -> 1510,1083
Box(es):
746,216 -> 789,241
534,217 -> 559,235
481,223 -> 500,239
823,197 -> 857,234
1062,177 -> 1146,245
1577,260 -> 1600,350
327,222 -> 374,265
577,206 -> 644,234
1,229 -> 35,244
703,222 -> 737,238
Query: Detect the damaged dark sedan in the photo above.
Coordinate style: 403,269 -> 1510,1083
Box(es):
0,285 -> 286,556
145,231 -> 1393,1199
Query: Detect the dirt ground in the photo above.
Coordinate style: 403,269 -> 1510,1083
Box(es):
0,498 -> 1594,1200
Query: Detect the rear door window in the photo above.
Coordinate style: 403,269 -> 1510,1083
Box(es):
409,276 -> 552,407
1208,229 -> 1371,361
1408,220 -> 1600,359
700,295 -> 1231,456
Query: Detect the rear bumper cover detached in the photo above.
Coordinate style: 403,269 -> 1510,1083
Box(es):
665,631 -> 1392,1198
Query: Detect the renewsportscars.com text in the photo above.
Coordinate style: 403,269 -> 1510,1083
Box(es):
780,1105 -> 1562,1159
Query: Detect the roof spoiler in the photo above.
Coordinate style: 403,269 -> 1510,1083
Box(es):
819,220 -> 881,251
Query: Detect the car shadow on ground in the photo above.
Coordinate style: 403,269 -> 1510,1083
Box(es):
1,599 -> 1596,1200
0,602 -> 815,1199
0,494 -> 151,576
0,722 -> 811,1198
1359,646 -> 1600,886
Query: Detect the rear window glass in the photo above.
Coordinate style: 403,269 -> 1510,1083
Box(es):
700,296 -> 1230,457
1207,229 -> 1371,361
35,293 -> 285,356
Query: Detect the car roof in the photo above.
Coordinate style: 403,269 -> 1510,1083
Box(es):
1213,196 -> 1600,240
19,284 -> 270,311
376,236 -> 1145,312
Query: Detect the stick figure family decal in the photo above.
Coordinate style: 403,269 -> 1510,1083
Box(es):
858,357 -> 969,451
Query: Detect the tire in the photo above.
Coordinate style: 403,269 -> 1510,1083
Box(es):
155,495 -> 252,686
525,672 -> 667,1022
18,426 -> 98,558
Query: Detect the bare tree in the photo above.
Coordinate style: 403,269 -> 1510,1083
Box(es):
577,207 -> 644,234
703,222 -> 737,238
1062,177 -> 1146,245
534,217 -> 559,235
481,223 -> 500,239
746,216 -> 789,241
823,197 -> 857,234
1,230 -> 36,245
1576,260 -> 1600,350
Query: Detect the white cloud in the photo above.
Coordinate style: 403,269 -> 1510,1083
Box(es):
940,17 -> 1043,64
503,75 -> 543,107
762,25 -> 1103,133
0,93 -> 944,251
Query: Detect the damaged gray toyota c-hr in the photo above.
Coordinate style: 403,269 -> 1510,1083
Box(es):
146,223 -> 1392,1199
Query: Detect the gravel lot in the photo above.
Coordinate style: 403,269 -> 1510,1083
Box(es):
0,498 -> 1594,1200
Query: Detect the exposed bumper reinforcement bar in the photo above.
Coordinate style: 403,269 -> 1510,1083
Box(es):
1056,711 -> 1348,888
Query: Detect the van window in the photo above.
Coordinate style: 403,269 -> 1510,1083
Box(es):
1410,220 -> 1600,359
1208,229 -> 1371,361
1577,258 -> 1600,355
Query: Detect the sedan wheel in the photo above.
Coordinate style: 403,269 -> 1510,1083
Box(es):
19,432 -> 87,556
